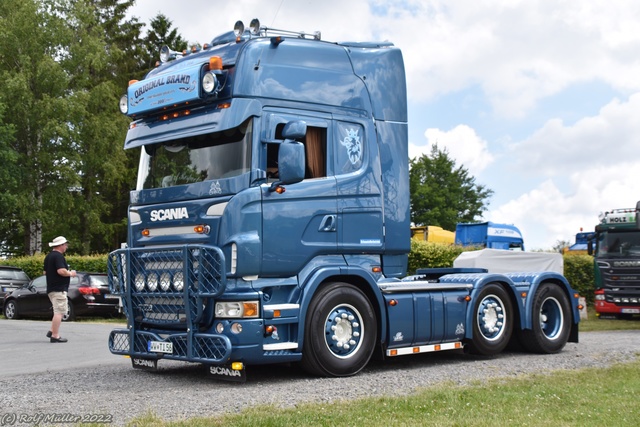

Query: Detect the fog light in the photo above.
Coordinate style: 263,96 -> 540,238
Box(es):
230,323 -> 243,334
173,272 -> 184,291
159,272 -> 171,291
147,273 -> 158,291
216,323 -> 224,333
134,274 -> 145,291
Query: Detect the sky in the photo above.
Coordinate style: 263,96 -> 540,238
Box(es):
128,0 -> 640,250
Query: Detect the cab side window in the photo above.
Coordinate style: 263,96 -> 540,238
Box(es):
267,124 -> 327,180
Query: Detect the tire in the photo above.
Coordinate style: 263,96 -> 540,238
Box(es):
4,300 -> 19,320
520,282 -> 571,354
467,283 -> 514,355
62,299 -> 75,322
300,282 -> 376,377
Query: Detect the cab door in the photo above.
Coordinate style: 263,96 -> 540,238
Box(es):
260,112 -> 337,277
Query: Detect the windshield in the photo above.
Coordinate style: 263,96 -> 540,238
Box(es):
596,230 -> 640,257
137,119 -> 252,190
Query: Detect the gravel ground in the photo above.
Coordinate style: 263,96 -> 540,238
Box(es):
1,330 -> 639,426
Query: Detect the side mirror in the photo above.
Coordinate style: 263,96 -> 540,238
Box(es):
282,120 -> 306,140
269,120 -> 307,191
636,201 -> 640,229
587,237 -> 593,256
273,142 -> 305,187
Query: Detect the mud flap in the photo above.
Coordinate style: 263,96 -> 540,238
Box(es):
207,364 -> 246,382
131,357 -> 158,371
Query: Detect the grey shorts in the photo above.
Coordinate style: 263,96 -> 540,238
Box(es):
48,291 -> 68,315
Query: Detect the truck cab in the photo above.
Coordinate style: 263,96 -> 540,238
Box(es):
590,207 -> 640,318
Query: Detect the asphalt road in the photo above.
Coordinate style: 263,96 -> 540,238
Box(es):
0,318 -> 128,377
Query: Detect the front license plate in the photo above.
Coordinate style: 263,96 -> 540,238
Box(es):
148,340 -> 173,353
621,308 -> 640,314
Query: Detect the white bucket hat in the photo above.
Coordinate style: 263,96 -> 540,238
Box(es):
49,236 -> 68,247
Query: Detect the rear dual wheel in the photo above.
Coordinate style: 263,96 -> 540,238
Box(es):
520,282 -> 571,353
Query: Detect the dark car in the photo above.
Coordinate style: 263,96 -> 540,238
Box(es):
0,266 -> 31,311
3,272 -> 121,321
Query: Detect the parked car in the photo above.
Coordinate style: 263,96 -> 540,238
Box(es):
0,266 -> 31,311
3,272 -> 121,321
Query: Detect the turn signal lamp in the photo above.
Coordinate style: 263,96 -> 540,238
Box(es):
389,299 -> 398,306
265,325 -> 276,336
521,292 -> 527,298
141,229 -> 150,237
243,302 -> 258,317
372,266 -> 381,273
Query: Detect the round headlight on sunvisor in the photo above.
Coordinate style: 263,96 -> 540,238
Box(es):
202,71 -> 219,94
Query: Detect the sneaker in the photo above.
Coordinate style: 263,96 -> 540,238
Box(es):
46,331 -> 52,338
50,337 -> 68,343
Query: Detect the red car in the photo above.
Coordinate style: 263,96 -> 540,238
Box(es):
3,272 -> 121,321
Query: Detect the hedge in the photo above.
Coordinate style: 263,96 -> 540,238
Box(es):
1,244 -> 596,304
0,254 -> 108,281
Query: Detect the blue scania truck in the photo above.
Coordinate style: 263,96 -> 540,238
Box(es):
108,19 -> 580,381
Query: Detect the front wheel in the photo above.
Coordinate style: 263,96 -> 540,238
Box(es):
467,283 -> 514,355
300,282 -> 376,377
520,283 -> 571,353
4,300 -> 19,319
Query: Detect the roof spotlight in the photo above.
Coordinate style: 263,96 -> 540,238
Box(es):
249,18 -> 261,35
234,20 -> 245,37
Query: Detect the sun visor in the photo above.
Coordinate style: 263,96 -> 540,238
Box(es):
123,98 -> 262,150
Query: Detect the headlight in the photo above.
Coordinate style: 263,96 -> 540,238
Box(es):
119,94 -> 128,114
215,301 -> 259,318
202,71 -> 219,94
595,294 -> 605,301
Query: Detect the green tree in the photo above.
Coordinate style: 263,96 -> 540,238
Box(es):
55,0 -> 146,254
141,13 -> 189,73
0,0 -> 73,255
409,144 -> 493,231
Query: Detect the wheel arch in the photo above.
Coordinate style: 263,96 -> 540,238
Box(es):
519,273 -> 580,330
518,273 -> 580,343
296,267 -> 386,351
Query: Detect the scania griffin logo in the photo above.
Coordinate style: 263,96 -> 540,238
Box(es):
149,207 -> 189,222
613,261 -> 640,267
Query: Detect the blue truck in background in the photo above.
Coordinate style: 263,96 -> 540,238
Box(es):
455,221 -> 525,251
107,19 -> 580,381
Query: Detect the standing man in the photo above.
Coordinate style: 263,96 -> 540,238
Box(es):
44,236 -> 76,343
